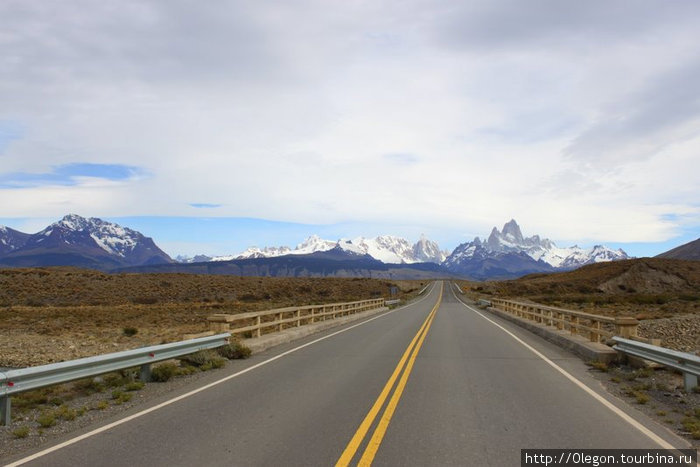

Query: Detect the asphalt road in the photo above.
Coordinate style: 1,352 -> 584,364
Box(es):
4,281 -> 688,467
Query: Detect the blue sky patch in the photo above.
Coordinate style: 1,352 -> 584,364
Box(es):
0,163 -> 144,188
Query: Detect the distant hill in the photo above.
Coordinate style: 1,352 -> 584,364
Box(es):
116,246 -> 452,280
469,257 -> 699,298
656,238 -> 700,261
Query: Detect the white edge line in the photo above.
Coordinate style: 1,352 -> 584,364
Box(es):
5,284 -> 437,467
449,286 -> 680,451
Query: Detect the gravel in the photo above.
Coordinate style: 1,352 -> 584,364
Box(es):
587,363 -> 700,448
639,314 -> 700,354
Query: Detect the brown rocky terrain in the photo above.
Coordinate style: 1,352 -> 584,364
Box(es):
457,258 -> 699,353
0,268 -> 426,368
3,258 -> 698,368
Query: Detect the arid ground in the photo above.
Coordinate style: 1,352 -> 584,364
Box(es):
456,258 -> 699,353
2,258 -> 698,368
0,268 -> 426,367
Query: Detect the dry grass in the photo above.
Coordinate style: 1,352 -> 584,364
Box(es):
0,268 -> 426,367
0,267 -> 423,307
457,258 -> 699,319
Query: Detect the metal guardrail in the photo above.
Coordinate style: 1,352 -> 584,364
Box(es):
452,282 -> 464,294
417,284 -> 430,295
0,333 -> 230,426
612,337 -> 700,391
385,299 -> 401,306
477,299 -> 491,307
208,299 -> 386,337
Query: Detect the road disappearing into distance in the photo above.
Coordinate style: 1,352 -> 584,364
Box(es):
5,282 -> 688,467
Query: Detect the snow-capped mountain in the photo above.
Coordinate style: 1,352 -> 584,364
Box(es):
482,219 -> 629,268
413,234 -> 448,263
174,254 -> 216,263
291,235 -> 339,256
339,236 -> 415,263
0,225 -> 30,256
443,220 -> 630,279
0,214 -> 173,269
226,234 -> 447,264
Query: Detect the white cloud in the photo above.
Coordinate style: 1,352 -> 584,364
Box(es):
0,0 -> 698,246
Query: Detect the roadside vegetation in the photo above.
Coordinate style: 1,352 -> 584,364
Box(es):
0,269 -> 425,368
1,268 -> 419,449
457,258 -> 699,319
6,340 -> 252,439
586,361 -> 700,443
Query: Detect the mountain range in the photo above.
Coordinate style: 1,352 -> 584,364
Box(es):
442,219 -> 631,280
121,246 -> 446,279
176,234 -> 448,265
0,214 -> 661,279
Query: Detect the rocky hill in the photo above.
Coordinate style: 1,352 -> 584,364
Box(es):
460,257 -> 698,320
656,238 -> 700,261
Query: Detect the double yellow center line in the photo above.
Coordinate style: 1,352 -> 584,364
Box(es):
336,282 -> 443,466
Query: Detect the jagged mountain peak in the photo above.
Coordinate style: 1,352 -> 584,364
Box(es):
501,219 -> 524,243
484,219 -> 555,253
443,220 -> 630,279
57,213 -> 95,229
297,234 -> 322,247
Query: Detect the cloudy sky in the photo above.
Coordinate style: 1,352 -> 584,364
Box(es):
1,0 -> 698,257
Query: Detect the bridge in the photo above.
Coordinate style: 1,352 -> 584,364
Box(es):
4,281 -> 690,466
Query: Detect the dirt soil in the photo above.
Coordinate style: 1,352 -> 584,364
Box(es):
0,268 -> 426,368
586,362 -> 700,448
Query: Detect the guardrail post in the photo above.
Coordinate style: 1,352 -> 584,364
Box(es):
255,316 -> 261,338
278,313 -> 283,332
1,396 -> 10,426
571,315 -> 579,335
140,364 -> 152,382
590,321 -> 601,343
614,317 -> 639,339
685,373 -> 698,392
208,315 -> 231,333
